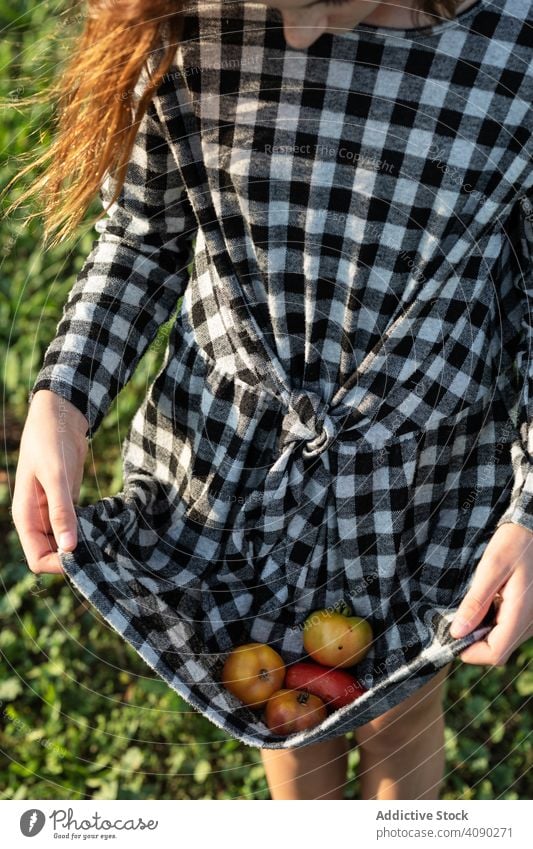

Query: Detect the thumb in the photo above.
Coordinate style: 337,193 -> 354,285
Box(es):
449,556 -> 507,639
45,474 -> 78,552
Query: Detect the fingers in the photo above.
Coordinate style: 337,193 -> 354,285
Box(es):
449,552 -> 512,640
19,527 -> 65,575
459,628 -> 517,666
452,542 -> 533,666
12,471 -> 74,575
12,393 -> 87,576
458,602 -> 531,666
46,470 -> 78,553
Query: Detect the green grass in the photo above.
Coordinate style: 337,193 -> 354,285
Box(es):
0,0 -> 531,800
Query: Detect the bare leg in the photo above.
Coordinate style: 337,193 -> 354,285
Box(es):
260,734 -> 349,799
354,662 -> 452,800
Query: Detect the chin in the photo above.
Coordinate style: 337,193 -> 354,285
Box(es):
325,14 -> 364,32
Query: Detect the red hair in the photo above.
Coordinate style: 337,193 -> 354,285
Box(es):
4,0 -> 463,248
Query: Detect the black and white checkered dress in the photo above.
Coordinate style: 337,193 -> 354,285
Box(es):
29,0 -> 533,748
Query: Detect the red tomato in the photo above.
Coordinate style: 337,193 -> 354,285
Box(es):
264,689 -> 328,736
285,661 -> 367,711
221,642 -> 285,709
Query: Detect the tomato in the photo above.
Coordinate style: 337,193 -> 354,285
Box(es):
285,661 -> 367,710
302,609 -> 373,668
221,642 -> 285,708
264,689 -> 328,736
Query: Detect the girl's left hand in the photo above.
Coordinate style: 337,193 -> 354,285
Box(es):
449,521 -> 533,665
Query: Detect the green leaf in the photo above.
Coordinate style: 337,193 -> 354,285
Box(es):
167,749 -> 186,772
0,1 -> 24,24
120,747 -> 143,772
3,348 -> 20,393
93,780 -> 119,800
490,719 -> 506,744
516,671 -> 533,697
136,678 -> 167,696
0,677 -> 23,700
477,779 -> 493,799
193,759 -> 212,783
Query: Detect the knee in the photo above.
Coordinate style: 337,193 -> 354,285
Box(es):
355,667 -> 450,752
358,695 -> 444,753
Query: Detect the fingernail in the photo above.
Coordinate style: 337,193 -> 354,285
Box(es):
59,532 -> 76,551
450,617 -> 471,639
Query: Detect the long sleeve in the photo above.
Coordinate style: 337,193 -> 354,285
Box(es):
28,70 -> 198,440
495,189 -> 533,535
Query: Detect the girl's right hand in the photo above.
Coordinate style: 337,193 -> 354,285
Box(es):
12,389 -> 89,574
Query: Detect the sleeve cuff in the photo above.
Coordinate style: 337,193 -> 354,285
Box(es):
495,472 -> 533,536
28,376 -> 102,440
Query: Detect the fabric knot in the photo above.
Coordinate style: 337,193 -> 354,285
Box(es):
278,389 -> 337,459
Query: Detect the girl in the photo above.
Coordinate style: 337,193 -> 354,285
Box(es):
11,0 -> 533,800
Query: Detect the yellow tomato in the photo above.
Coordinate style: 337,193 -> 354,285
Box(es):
303,609 -> 373,668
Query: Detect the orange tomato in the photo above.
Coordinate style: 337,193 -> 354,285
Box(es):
221,642 -> 285,708
264,689 -> 328,736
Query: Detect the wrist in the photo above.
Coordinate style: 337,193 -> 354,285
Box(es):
29,388 -> 90,438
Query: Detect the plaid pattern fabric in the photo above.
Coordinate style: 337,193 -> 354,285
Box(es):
29,0 -> 533,749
